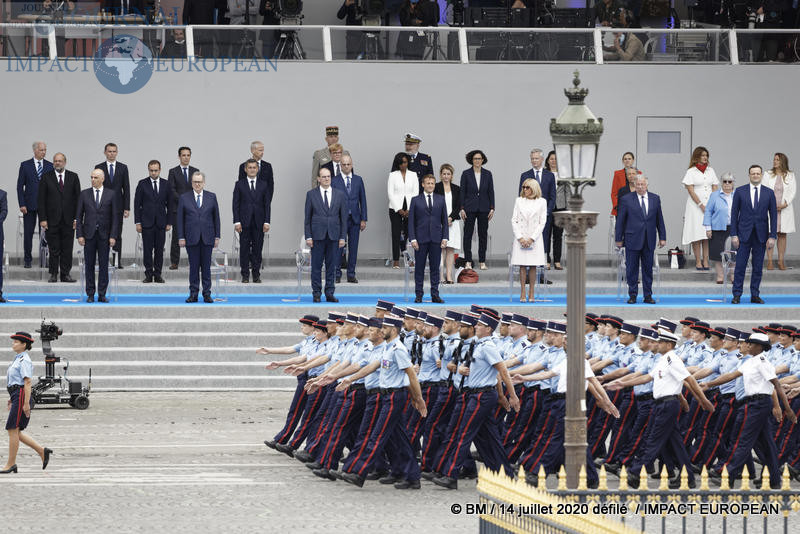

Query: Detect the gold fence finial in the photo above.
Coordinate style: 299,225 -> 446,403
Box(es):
679,466 -> 689,490
741,466 -> 751,491
782,465 -> 792,491
640,466 -> 648,490
538,464 -> 547,490
597,465 -> 607,491
720,465 -> 730,490
618,465 -> 628,491
557,466 -> 567,491
659,465 -> 670,490
578,464 -> 588,491
700,465 -> 709,491
760,466 -> 770,491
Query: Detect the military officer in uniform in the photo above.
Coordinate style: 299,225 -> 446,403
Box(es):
395,133 -> 433,188
311,126 -> 351,188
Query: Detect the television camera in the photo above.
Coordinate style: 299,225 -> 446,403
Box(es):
32,319 -> 91,410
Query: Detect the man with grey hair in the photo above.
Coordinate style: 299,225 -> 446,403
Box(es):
177,172 -> 220,303
17,141 -> 52,268
519,148 -> 556,271
237,141 -> 274,204
615,174 -> 666,304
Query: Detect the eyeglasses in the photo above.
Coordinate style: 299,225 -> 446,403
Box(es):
722,180 -> 734,183
522,186 -> 531,190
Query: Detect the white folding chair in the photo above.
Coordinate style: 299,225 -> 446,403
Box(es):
16,213 -> 24,257
77,248 -> 119,301
615,247 -> 626,301
721,249 -> 741,303
617,247 -> 662,302
506,250 -> 548,302
131,232 -> 143,277
39,234 -> 49,281
210,247 -> 229,301
403,243 -> 429,302
294,236 -> 312,301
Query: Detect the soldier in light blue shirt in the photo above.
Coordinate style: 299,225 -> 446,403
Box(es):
261,314 -> 320,450
432,312 -> 519,490
406,314 -> 445,456
3,332 -> 51,474
341,315 -> 426,490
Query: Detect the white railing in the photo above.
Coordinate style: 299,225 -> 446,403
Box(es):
1,23 -> 797,65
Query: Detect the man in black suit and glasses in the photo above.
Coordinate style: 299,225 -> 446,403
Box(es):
38,152 -> 81,283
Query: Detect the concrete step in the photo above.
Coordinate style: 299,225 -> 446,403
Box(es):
20,374 -> 300,391
18,347 -> 286,362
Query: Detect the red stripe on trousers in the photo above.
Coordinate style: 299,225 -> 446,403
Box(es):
345,393 -> 381,473
276,387 -> 307,442
698,397 -> 734,465
322,390 -> 356,468
410,385 -> 432,442
288,388 -> 324,449
506,391 -> 538,456
690,400 -> 717,463
446,392 -> 484,477
357,391 -> 395,477
621,407 -> 651,465
605,390 -> 634,462
421,387 -> 453,464
591,389 -> 620,454
723,404 -> 749,467
435,392 -> 469,473
683,400 -> 702,444
529,413 -> 558,473
521,411 -> 552,466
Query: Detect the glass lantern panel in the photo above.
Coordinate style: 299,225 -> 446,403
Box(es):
555,144 -> 572,179
577,144 -> 596,179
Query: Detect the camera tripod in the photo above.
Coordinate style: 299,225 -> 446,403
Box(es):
235,0 -> 261,58
274,30 -> 306,59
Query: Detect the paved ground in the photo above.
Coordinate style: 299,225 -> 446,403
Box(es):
2,392 -> 798,533
0,392 -> 478,534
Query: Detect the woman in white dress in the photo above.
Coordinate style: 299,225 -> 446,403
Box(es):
511,178 -> 547,302
764,152 -> 796,270
681,146 -> 719,270
387,152 -> 419,268
434,163 -> 461,284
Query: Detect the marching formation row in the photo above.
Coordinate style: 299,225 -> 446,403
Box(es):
258,300 -> 800,490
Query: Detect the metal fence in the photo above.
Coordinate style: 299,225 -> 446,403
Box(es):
477,464 -> 800,534
1,23 -> 798,64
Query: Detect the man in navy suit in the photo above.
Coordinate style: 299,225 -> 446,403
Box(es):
615,175 -> 666,304
95,143 -> 130,268
730,165 -> 778,304
16,141 -> 52,268
409,174 -> 448,303
177,172 -> 221,303
76,169 -> 121,303
237,141 -> 274,203
331,155 -> 367,283
233,159 -> 271,284
134,160 -> 174,284
304,168 -> 347,303
519,148 -> 556,268
0,188 -> 7,302
167,147 -> 199,270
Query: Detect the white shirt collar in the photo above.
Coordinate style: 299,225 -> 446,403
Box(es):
94,186 -> 104,194
319,185 -> 331,193
33,157 -> 43,165
107,160 -> 116,168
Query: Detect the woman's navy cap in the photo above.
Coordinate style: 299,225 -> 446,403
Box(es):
10,332 -> 34,344
299,315 -> 319,325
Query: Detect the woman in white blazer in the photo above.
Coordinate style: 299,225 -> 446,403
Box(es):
764,152 -> 796,270
511,178 -> 547,302
387,152 -> 419,268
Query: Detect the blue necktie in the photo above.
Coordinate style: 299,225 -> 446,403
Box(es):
535,170 -> 540,183
346,176 -> 351,194
36,161 -> 42,179
753,186 -> 759,209
196,194 -> 201,209
640,195 -> 647,215
324,189 -> 329,209
95,189 -> 100,208
183,167 -> 188,184
109,163 -> 115,184
427,194 -> 432,211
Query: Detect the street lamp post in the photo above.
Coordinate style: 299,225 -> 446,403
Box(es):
550,70 -> 603,489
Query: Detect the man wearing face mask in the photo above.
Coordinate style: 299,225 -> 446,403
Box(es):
602,9 -> 644,62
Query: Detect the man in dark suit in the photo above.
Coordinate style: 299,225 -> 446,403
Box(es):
615,175 -> 666,304
76,169 -> 121,302
304,168 -> 347,303
0,187 -> 7,302
95,143 -> 130,268
519,148 -> 556,266
17,141 -> 52,268
167,147 -> 199,270
101,0 -> 145,15
183,0 -> 224,55
730,164 -> 778,304
134,160 -> 173,284
331,154 -> 367,283
321,144 -> 345,180
38,152 -> 81,283
177,172 -> 221,303
409,174 -> 448,303
402,133 -> 433,187
233,159 -> 271,283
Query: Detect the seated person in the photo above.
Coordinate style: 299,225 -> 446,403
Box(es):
161,28 -> 187,58
602,10 -> 644,62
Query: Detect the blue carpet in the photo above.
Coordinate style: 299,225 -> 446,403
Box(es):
2,293 -> 799,308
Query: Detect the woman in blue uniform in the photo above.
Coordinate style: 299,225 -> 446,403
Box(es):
3,332 -> 52,473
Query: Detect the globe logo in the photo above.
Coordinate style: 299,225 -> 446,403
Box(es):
93,35 -> 154,95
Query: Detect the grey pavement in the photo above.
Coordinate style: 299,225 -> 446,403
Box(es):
0,392 -> 478,534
